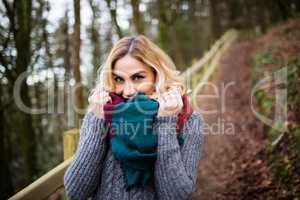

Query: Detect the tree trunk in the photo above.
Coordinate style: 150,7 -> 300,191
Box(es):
14,0 -> 38,184
0,86 -> 14,199
157,0 -> 170,51
209,0 -> 221,42
130,0 -> 144,34
276,0 -> 290,20
73,0 -> 84,123
88,0 -> 102,81
105,0 -> 123,38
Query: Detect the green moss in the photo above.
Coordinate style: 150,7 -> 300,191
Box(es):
287,58 -> 300,104
293,128 -> 300,152
254,90 -> 274,116
255,52 -> 276,65
269,122 -> 285,142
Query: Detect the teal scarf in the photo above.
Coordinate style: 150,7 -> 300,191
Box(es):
103,93 -> 187,190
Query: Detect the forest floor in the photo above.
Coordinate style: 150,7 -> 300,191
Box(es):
192,17 -> 300,200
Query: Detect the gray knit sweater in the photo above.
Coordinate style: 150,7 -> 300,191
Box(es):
64,111 -> 204,200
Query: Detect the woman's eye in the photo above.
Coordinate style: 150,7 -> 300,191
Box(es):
114,77 -> 124,83
132,75 -> 145,81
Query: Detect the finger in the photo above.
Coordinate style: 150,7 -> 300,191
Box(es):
103,89 -> 109,94
105,96 -> 112,103
89,94 -> 110,104
163,93 -> 171,102
169,85 -> 180,92
166,92 -> 176,102
168,85 -> 179,94
172,90 -> 182,103
101,96 -> 111,104
163,95 -> 177,110
169,93 -> 182,109
170,87 -> 181,98
169,85 -> 182,96
174,87 -> 182,96
99,91 -> 109,99
169,99 -> 178,110
93,88 -> 109,98
173,92 -> 182,104
167,91 -> 178,102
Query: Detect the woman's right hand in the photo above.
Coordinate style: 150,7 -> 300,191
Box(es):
87,85 -> 112,119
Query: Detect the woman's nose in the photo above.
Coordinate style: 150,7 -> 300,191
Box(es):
123,82 -> 136,98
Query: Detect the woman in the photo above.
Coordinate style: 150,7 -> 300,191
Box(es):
64,35 -> 204,200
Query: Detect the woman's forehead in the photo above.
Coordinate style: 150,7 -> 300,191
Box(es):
113,56 -> 152,76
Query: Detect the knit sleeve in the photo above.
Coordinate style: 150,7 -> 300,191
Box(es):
154,111 -> 205,200
64,112 -> 109,200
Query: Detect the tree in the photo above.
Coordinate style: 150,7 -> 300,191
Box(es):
88,0 -> 102,81
105,0 -> 123,38
73,0 -> 84,123
130,0 -> 145,34
0,0 -> 38,196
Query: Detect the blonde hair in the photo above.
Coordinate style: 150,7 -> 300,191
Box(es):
95,35 -> 187,97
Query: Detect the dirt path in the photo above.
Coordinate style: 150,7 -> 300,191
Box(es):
192,40 -> 275,200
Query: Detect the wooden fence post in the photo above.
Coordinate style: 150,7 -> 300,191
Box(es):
63,129 -> 80,160
62,128 -> 80,200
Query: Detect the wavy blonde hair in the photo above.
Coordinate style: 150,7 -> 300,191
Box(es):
94,35 -> 187,97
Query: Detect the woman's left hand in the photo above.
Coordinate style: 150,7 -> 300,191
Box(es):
157,86 -> 183,117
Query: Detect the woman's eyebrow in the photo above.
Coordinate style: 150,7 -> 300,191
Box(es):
112,70 -> 146,77
130,70 -> 146,77
112,72 -> 121,77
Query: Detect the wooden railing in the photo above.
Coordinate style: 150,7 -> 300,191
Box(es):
8,29 -> 238,200
181,29 -> 238,81
8,158 -> 72,200
187,30 -> 239,108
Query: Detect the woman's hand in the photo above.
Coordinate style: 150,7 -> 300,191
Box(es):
157,86 -> 183,117
87,85 -> 112,119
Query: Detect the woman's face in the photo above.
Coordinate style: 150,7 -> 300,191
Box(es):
112,55 -> 156,99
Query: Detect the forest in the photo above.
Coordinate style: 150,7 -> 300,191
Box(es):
1,0 -> 300,199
